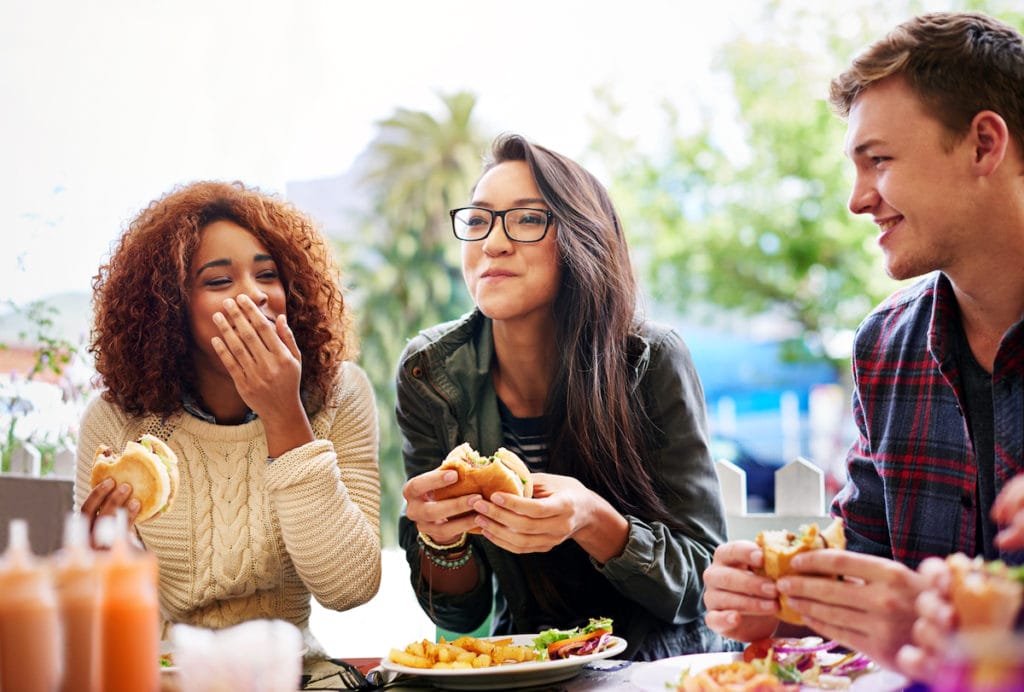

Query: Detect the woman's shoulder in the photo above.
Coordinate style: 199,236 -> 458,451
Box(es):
79,392 -> 178,444
80,391 -> 131,428
632,319 -> 689,354
319,361 -> 375,410
399,310 -> 483,361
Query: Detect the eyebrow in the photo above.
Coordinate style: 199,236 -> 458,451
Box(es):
849,138 -> 883,157
469,197 -> 548,208
194,253 -> 275,278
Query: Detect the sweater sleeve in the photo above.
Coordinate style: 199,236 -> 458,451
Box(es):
595,327 -> 727,624
263,362 -> 382,611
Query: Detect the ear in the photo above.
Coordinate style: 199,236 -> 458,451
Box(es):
969,110 -> 1009,176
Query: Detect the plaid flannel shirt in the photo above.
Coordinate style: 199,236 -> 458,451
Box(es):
832,272 -> 1024,568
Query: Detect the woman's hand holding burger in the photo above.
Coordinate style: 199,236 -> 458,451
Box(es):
472,472 -> 628,563
403,466 -> 483,547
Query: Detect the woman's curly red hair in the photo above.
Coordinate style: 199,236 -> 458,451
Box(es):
90,180 -> 354,418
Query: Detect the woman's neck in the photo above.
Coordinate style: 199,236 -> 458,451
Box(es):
192,367 -> 251,425
490,315 -> 558,418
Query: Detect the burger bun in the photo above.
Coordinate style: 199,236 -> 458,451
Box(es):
90,434 -> 180,523
756,517 -> 846,625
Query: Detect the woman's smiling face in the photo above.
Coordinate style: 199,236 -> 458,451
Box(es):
461,160 -> 561,324
187,220 -> 286,373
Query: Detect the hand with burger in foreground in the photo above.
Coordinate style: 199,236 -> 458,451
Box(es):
703,518 -> 925,673
80,435 -> 180,533
897,476 -> 1024,685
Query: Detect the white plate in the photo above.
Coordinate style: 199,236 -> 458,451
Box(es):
378,634 -> 627,690
629,652 -> 910,691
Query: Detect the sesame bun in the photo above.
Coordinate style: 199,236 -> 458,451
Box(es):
90,434 -> 180,523
756,517 -> 846,625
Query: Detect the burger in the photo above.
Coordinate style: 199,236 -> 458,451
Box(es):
756,517 -> 847,625
90,435 -> 180,523
946,553 -> 1024,632
433,442 -> 533,502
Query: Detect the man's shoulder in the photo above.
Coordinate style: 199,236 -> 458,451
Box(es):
855,273 -> 938,343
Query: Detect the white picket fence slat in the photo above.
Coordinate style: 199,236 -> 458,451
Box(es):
714,457 -> 832,540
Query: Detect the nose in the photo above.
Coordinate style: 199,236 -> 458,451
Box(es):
847,171 -> 878,216
481,216 -> 513,256
238,276 -> 269,306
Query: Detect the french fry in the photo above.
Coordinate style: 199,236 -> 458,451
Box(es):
388,648 -> 432,669
388,634 -> 539,670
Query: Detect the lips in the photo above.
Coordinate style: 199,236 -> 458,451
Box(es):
481,269 -> 516,279
875,215 -> 903,246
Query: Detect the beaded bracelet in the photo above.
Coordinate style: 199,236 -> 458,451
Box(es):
417,531 -> 467,554
424,543 -> 474,570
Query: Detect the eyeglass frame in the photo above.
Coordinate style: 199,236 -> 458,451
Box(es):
449,206 -> 554,243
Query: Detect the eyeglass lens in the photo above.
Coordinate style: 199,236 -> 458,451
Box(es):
451,208 -> 549,242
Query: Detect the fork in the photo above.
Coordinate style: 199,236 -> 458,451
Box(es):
303,658 -> 429,691
303,658 -> 375,690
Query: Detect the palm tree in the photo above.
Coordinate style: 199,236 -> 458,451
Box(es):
341,91 -> 490,546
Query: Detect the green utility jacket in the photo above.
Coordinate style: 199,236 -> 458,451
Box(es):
396,310 -> 736,660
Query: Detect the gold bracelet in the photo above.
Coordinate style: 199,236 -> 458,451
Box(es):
417,531 -> 467,553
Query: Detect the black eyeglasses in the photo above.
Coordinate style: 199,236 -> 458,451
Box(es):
450,207 -> 553,243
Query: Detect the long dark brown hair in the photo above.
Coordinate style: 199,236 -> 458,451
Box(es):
482,133 -> 678,528
91,180 -> 353,417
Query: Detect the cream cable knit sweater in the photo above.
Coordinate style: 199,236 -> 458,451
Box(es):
74,362 -> 382,657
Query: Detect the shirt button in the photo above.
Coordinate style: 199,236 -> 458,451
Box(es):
961,493 -> 973,508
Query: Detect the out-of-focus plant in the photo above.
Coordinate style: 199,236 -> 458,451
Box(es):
0,299 -> 88,474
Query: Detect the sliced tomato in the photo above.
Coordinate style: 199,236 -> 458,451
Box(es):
743,638 -> 776,663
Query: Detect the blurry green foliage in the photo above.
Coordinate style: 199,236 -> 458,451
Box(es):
340,92 -> 488,546
591,0 -> 1022,367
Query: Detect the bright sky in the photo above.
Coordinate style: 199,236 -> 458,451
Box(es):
0,0 -> 763,307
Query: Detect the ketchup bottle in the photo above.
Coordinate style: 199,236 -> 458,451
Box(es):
97,510 -> 160,692
54,513 -> 100,692
0,518 -> 62,692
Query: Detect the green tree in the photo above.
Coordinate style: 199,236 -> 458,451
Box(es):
594,0 -> 1023,366
341,92 -> 488,546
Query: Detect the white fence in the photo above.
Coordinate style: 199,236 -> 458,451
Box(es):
715,457 -> 832,540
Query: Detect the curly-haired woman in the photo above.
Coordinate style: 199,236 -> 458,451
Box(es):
75,180 -> 381,658
397,134 -> 734,660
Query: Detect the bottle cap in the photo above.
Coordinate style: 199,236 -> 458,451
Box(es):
63,512 -> 91,551
94,515 -> 116,550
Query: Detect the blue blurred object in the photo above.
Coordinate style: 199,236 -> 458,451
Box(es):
681,325 -> 843,509
710,435 -> 778,511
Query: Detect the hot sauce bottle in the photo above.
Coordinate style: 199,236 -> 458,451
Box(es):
54,513 -> 100,692
0,518 -> 62,692
97,510 -> 160,692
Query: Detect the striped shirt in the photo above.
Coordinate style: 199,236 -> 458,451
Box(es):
497,398 -> 548,471
832,272 -> 1024,567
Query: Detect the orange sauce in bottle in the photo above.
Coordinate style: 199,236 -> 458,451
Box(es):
96,511 -> 160,692
54,513 -> 100,692
0,518 -> 61,692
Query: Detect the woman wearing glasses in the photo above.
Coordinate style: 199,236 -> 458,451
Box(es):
396,133 -> 734,659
